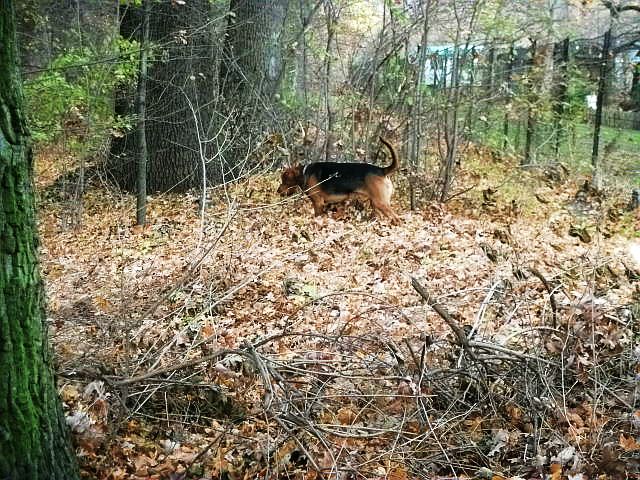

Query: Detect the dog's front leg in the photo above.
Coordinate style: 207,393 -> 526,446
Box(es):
312,199 -> 325,216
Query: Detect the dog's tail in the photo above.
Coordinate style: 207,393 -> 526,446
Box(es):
379,137 -> 399,176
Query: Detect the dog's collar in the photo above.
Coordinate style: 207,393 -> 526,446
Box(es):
302,164 -> 309,177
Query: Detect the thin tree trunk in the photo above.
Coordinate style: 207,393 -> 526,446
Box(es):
486,46 -> 495,93
408,0 -> 433,210
410,0 -> 432,168
136,0 -> 150,226
524,40 -> 537,166
0,2 -> 79,478
554,38 -> 570,159
438,0 -> 480,201
440,46 -> 461,202
297,0 -> 309,111
502,44 -> 514,151
592,27 -> 613,187
323,3 -> 336,162
630,59 -> 640,109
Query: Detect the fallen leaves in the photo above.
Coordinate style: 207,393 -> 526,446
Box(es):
38,155 -> 640,479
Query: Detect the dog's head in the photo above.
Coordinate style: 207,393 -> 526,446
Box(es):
277,164 -> 304,196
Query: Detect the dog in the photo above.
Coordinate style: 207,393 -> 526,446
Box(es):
277,137 -> 401,224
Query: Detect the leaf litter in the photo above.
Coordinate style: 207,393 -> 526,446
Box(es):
37,153 -> 640,479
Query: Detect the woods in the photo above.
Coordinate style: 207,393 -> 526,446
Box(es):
2,0 -> 640,478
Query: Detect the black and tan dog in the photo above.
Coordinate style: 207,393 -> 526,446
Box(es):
277,137 -> 401,224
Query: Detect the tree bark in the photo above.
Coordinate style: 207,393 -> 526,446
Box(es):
592,27 -> 613,186
220,0 -> 289,102
323,2 -> 336,161
553,38 -> 570,159
110,0 -> 218,193
0,1 -> 79,478
502,44 -> 515,152
523,40 -> 537,166
219,0 -> 289,169
630,61 -> 640,110
136,0 -> 150,225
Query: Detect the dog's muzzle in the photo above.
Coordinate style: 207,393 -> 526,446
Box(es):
277,185 -> 297,196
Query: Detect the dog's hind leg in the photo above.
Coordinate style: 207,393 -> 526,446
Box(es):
371,199 -> 401,225
367,176 -> 401,225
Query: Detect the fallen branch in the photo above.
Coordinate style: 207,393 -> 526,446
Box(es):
528,267 -> 559,327
469,341 -> 558,366
108,348 -> 239,386
410,277 -> 477,361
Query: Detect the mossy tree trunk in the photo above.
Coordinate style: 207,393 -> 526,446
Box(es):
0,1 -> 79,478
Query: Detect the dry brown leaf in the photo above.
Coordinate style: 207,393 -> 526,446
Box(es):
387,467 -> 409,480
337,406 -> 358,425
549,463 -> 562,480
620,433 -> 640,451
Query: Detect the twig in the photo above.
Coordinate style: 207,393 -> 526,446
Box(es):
136,209 -> 236,329
410,277 -> 477,361
461,278 -> 505,366
176,430 -> 226,480
469,341 -> 558,366
528,267 -> 559,328
109,348 -> 239,386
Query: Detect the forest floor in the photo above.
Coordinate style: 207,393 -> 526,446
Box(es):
36,147 -> 640,480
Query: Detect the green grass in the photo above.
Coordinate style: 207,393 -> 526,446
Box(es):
473,109 -> 640,188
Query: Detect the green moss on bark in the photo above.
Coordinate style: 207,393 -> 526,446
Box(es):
0,1 -> 79,478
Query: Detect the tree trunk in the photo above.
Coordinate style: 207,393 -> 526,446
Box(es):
630,61 -> 640,110
0,2 -> 79,478
485,46 -> 495,94
323,3 -> 336,161
592,27 -> 613,187
440,48 -> 461,202
110,0 -> 218,193
502,44 -> 514,152
409,0 -> 432,169
523,40 -> 537,166
296,0 -> 310,113
219,0 -> 289,169
553,38 -> 570,159
136,0 -> 150,225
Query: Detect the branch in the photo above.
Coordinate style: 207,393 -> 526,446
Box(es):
469,341 -> 559,366
602,0 -> 640,15
410,277 -> 478,361
618,4 -> 640,12
109,348 -> 239,386
528,267 -> 559,328
292,0 -> 324,46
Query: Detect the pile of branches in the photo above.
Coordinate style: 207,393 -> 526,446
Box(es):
107,275 -> 638,479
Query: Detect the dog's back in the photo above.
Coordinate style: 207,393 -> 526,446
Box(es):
305,139 -> 398,195
304,162 -> 385,195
